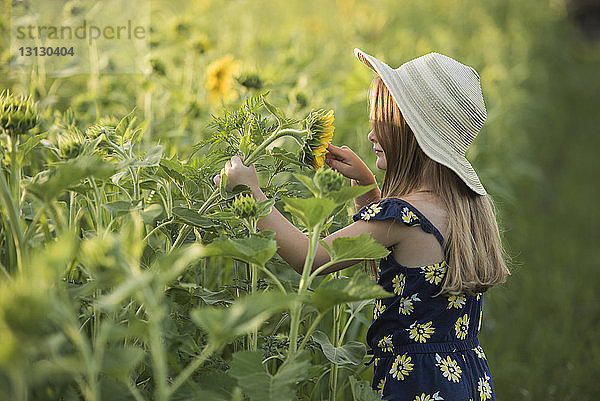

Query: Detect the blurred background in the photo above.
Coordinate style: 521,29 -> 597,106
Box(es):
1,0 -> 599,398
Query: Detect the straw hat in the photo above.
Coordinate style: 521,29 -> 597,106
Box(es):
354,48 -> 488,196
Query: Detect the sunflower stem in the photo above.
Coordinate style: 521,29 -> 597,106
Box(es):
289,222 -> 322,356
245,129 -> 306,165
170,188 -> 221,252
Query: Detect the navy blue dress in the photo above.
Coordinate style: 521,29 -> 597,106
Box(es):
353,198 -> 496,401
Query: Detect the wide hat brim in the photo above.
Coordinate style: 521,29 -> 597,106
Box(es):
354,48 -> 487,196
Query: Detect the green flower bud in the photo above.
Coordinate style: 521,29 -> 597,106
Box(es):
173,21 -> 191,37
192,34 -> 211,54
63,0 -> 84,16
313,166 -> 344,195
295,91 -> 308,109
151,58 -> 166,76
85,122 -> 115,140
0,90 -> 39,137
231,194 -> 259,219
236,72 -> 264,90
57,128 -> 85,159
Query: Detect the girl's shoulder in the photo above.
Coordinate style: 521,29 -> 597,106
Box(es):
354,195 -> 448,241
397,194 -> 447,234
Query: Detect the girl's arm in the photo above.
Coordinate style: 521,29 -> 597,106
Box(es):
215,156 -> 402,275
324,144 -> 381,212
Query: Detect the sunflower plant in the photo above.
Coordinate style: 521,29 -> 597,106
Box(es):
168,94 -> 336,251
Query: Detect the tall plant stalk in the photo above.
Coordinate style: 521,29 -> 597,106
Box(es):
288,223 -> 322,356
0,170 -> 24,272
329,300 -> 342,401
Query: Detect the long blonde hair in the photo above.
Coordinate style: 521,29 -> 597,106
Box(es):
369,77 -> 510,295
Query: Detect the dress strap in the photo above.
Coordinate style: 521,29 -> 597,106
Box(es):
353,197 -> 445,248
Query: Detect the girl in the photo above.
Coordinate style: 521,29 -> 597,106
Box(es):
214,49 -> 509,401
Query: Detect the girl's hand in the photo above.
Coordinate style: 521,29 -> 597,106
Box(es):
213,155 -> 259,192
324,144 -> 376,185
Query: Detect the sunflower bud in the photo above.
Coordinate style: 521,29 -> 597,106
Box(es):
57,128 -> 85,159
300,109 -> 334,170
85,123 -> 113,139
150,58 -> 166,76
192,34 -> 211,54
313,166 -> 344,195
231,194 -> 258,219
0,90 -> 39,137
236,72 -> 264,90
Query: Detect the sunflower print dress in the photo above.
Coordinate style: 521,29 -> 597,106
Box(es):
353,198 -> 496,401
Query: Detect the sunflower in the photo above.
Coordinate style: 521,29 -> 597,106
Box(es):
206,54 -> 239,102
57,127 -> 85,159
0,90 -> 38,137
300,109 -> 334,170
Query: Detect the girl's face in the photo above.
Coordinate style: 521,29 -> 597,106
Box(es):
368,130 -> 387,170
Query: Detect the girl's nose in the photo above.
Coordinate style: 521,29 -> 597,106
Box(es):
367,130 -> 376,143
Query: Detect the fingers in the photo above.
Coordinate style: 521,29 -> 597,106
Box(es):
324,157 -> 339,171
230,155 -> 243,166
217,155 -> 257,192
327,143 -> 353,158
327,144 -> 342,154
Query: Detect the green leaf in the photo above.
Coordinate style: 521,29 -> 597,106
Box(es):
115,109 -> 136,138
169,283 -> 234,305
27,155 -> 117,201
132,145 -> 163,167
262,96 -> 284,126
219,172 -> 248,199
204,211 -> 240,222
127,119 -> 148,144
160,157 -> 186,183
172,207 -> 219,229
349,376 -> 384,401
311,330 -> 366,366
111,171 -> 127,185
172,388 -> 228,401
99,376 -> 137,401
102,199 -> 142,216
195,288 -> 234,305
346,299 -> 373,315
18,132 -> 45,157
229,350 -> 310,401
98,245 -> 205,309
326,184 -> 377,205
292,173 -> 319,197
329,233 -> 390,262
268,147 -> 304,167
97,270 -> 154,310
282,196 -> 337,230
101,345 -> 145,379
309,270 -> 392,313
191,292 -> 298,346
256,198 -> 276,219
141,203 -> 163,225
183,370 -> 237,401
183,180 -> 200,196
197,234 -> 277,267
